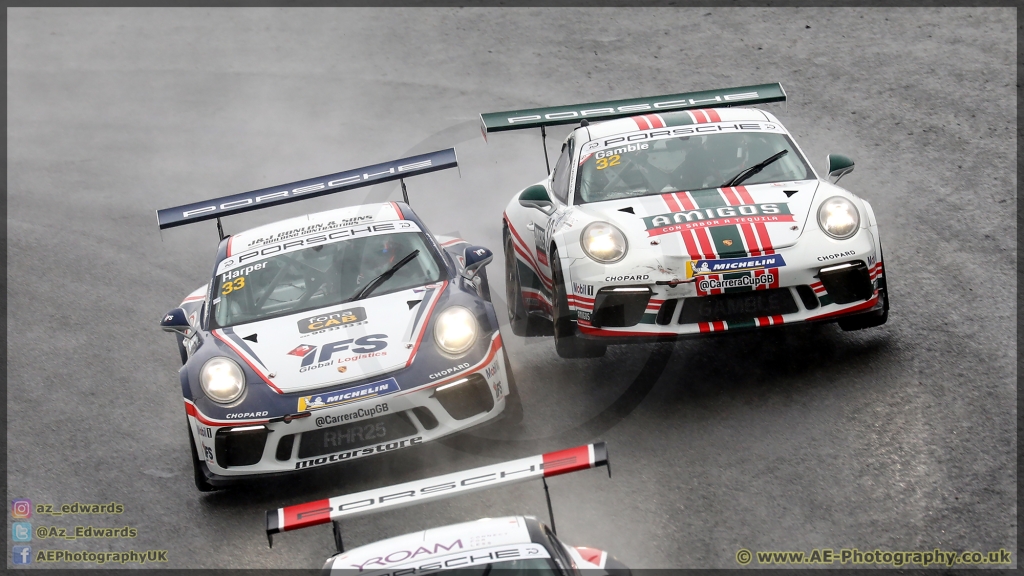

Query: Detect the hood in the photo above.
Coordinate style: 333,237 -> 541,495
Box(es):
581,180 -> 819,256
215,283 -> 446,394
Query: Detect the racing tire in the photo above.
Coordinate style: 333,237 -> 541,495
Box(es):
188,424 -> 218,493
175,333 -> 189,365
503,226 -> 531,336
838,246 -> 890,332
550,249 -> 607,358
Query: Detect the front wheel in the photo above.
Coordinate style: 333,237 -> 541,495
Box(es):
550,249 -> 606,358
503,227 -> 531,336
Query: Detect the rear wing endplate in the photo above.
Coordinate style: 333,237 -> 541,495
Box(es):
480,83 -> 786,135
156,148 -> 458,232
265,442 -> 609,548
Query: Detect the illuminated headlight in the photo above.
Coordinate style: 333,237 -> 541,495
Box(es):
817,196 -> 860,240
434,306 -> 478,356
200,357 -> 246,404
581,222 -> 628,263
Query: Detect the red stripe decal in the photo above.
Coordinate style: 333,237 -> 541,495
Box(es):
211,331 -> 283,394
226,235 -> 235,257
390,201 -> 405,219
705,108 -> 722,122
543,445 -> 591,477
405,281 -> 449,368
281,499 -> 332,531
807,295 -> 880,321
661,193 -> 681,212
505,216 -> 551,288
679,191 -> 699,212
185,401 -> 268,427
737,186 -> 774,254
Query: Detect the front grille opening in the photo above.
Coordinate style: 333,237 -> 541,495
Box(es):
656,299 -> 678,325
411,406 -> 439,430
297,412 -> 418,459
275,434 -> 295,461
678,288 -> 799,324
433,374 -> 494,420
592,287 -> 651,327
795,285 -> 820,310
215,427 -> 268,468
818,262 -> 872,304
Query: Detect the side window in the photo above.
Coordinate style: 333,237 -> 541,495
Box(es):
550,140 -> 573,204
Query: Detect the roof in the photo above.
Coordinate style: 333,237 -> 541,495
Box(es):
225,201 -> 406,256
582,106 -> 780,142
326,516 -> 535,572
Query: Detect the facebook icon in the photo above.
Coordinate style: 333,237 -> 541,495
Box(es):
12,545 -> 32,565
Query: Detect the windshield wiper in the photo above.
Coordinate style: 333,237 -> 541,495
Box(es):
721,149 -> 789,188
351,250 -> 420,301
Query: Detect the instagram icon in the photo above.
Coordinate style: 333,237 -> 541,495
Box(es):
11,499 -> 31,519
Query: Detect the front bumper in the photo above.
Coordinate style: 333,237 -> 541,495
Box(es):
566,229 -> 885,342
187,343 -> 510,482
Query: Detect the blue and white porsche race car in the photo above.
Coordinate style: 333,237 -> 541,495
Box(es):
481,84 -> 888,358
157,149 -> 519,491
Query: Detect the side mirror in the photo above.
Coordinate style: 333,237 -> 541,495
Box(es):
826,154 -> 855,184
518,184 -> 555,215
161,307 -> 192,336
461,246 -> 493,279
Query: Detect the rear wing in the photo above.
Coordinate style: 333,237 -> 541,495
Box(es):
156,148 -> 458,235
265,442 -> 609,549
480,83 -> 786,135
480,84 -> 784,172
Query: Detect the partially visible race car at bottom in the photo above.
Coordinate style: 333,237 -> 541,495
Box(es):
265,442 -> 629,575
156,149 -> 519,491
481,83 -> 889,358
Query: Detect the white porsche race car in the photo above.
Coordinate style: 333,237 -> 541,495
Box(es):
156,149 -> 519,491
266,442 -> 629,575
482,83 -> 888,357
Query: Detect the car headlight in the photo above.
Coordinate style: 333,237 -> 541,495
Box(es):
581,222 -> 628,263
817,196 -> 860,240
200,357 -> 246,404
434,306 -> 478,356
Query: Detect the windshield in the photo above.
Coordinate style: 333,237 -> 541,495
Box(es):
211,231 -> 445,329
576,131 -> 812,204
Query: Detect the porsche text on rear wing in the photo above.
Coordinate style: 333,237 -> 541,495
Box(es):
156,148 -> 458,236
266,442 -> 609,549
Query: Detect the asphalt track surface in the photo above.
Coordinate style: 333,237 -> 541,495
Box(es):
7,7 -> 1017,570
